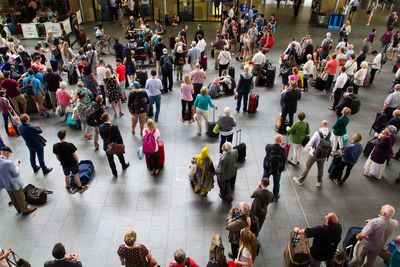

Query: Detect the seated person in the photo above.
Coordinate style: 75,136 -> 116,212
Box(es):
219,70 -> 234,95
208,77 -> 221,98
171,14 -> 181,26
95,24 -> 106,41
44,243 -> 82,267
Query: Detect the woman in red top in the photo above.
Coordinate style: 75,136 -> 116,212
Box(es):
0,90 -> 19,135
323,53 -> 339,93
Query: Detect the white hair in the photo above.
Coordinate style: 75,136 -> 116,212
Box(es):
360,61 -> 369,69
238,202 -> 250,215
17,45 -> 24,52
60,81 -> 67,89
381,205 -> 395,218
326,32 -> 331,38
387,125 -> 397,134
224,142 -> 233,152
224,107 -> 231,116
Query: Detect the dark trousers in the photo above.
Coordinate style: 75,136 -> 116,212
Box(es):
236,91 -> 249,112
219,63 -> 229,77
333,88 -> 343,108
71,31 -> 81,48
303,76 -> 309,89
217,177 -> 233,201
147,151 -> 158,171
200,51 -> 205,68
356,56 -> 366,70
337,160 -> 354,183
106,152 -> 126,173
325,74 -> 335,91
279,111 -> 294,132
219,134 -> 233,153
353,84 -> 360,95
29,146 -> 47,171
193,83 -> 203,99
181,99 -> 193,120
263,169 -> 281,198
99,85 -> 106,106
231,243 -> 239,258
162,70 -> 173,92
2,113 -> 19,136
370,68 -> 379,84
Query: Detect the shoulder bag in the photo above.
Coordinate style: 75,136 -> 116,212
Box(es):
138,245 -> 157,267
8,110 -> 20,126
106,125 -> 125,155
302,122 -> 310,147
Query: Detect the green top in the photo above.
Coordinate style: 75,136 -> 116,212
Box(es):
333,116 -> 350,136
287,121 -> 310,144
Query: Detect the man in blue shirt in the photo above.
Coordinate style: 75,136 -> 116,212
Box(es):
239,0 -> 248,16
18,114 -> 52,175
145,69 -> 163,122
23,68 -> 48,117
0,146 -> 36,215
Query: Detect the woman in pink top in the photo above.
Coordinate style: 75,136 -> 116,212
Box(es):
324,53 -> 339,93
180,74 -> 194,123
56,81 -> 72,116
289,67 -> 300,88
0,90 -> 19,135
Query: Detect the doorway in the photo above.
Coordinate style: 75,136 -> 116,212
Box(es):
178,0 -> 222,21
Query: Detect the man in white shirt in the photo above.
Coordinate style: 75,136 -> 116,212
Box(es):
369,50 -> 382,85
96,59 -> 107,106
286,37 -> 302,56
196,35 -> 207,68
344,54 -> 357,78
382,84 -> 400,117
251,48 -> 266,86
293,120 -> 331,187
330,67 -> 348,110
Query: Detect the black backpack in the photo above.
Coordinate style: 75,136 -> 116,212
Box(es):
162,54 -> 172,71
24,78 -> 36,96
23,184 -> 48,205
86,104 -> 104,126
313,131 -> 332,159
265,145 -> 285,175
131,91 -> 148,113
347,96 -> 361,115
68,66 -> 78,85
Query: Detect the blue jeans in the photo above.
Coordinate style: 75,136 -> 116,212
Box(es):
380,42 -> 390,53
262,169 -> 281,198
2,113 -> 19,136
219,134 -> 233,153
148,94 -> 161,121
29,146 -> 47,171
236,91 -> 249,112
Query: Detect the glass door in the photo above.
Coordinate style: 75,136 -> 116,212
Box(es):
140,0 -> 154,21
178,0 -> 194,21
207,0 -> 222,21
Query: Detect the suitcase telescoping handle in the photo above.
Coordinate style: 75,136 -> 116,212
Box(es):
213,108 -> 216,122
236,129 -> 242,146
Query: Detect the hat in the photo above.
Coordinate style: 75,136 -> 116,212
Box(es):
132,81 -> 141,88
1,146 -> 12,153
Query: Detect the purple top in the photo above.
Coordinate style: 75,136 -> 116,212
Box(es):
181,84 -> 193,102
370,135 -> 394,164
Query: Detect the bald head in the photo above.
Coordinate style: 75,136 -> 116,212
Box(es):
321,120 -> 329,128
381,205 -> 395,218
325,212 -> 339,228
275,134 -> 283,144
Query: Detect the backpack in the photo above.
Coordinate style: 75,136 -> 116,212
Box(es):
24,78 -> 36,96
131,91 -> 148,113
324,39 -> 333,50
86,105 -> 104,126
313,131 -> 332,159
23,184 -> 47,205
265,145 -> 285,174
171,257 -> 190,267
230,77 -> 236,90
162,54 -> 172,70
178,55 -> 185,65
250,213 -> 260,236
142,129 -> 157,155
348,96 -> 361,114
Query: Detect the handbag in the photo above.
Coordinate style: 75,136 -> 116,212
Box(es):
139,245 -> 157,267
6,250 -> 31,267
213,116 -> 222,135
38,134 -> 47,146
302,123 -> 310,147
321,72 -> 329,81
137,146 -> 144,160
188,157 -> 197,181
106,125 -> 125,155
378,243 -> 392,263
71,106 -> 79,120
8,111 -> 20,126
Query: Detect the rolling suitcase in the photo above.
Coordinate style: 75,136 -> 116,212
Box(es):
265,66 -> 276,88
70,160 -> 95,187
363,137 -> 378,157
284,231 -> 310,267
169,35 -> 176,49
206,109 -> 219,137
228,66 -> 235,79
369,112 -> 388,134
314,77 -> 325,90
202,55 -> 208,70
234,129 -> 246,162
328,154 -> 343,180
247,93 -> 259,113
281,141 -> 290,159
363,74 -> 371,87
157,140 -> 165,168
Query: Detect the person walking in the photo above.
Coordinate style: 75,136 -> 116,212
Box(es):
369,50 -> 382,85
0,90 -> 19,136
180,74 -> 194,123
81,65 -> 98,100
356,39 -> 370,70
250,178 -> 273,232
190,63 -> 207,98
287,112 -> 310,166
99,112 -> 130,177
193,87 -> 218,135
380,27 -> 393,54
143,119 -> 161,175
294,212 -> 342,267
335,132 -> 363,185
278,81 -> 301,133
212,35 -> 227,70
76,92 -> 93,140
350,205 -> 398,267
218,46 -> 231,77
18,114 -> 52,175
103,68 -> 123,119
353,61 -> 368,94
96,59 -> 107,106
330,67 -> 348,110
43,67 -> 62,111
0,146 -> 36,215
331,107 -> 351,155
187,41 -> 201,71
323,53 -> 339,93
160,48 -> 173,93
128,81 -> 149,136
115,58 -> 127,101
293,120 -> 331,187
235,66 -> 253,113
218,107 -> 237,153
251,48 -> 266,86
216,141 -> 238,202
53,129 -> 89,193
145,70 -> 162,122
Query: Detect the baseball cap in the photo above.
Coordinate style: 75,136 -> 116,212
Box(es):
132,81 -> 141,88
0,146 -> 12,153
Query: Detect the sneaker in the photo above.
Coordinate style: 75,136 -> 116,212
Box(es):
22,207 -> 37,215
65,186 -> 71,191
122,162 -> 130,170
43,167 -> 53,175
33,166 -> 41,173
293,177 -> 303,186
316,182 -> 322,187
78,185 -> 89,192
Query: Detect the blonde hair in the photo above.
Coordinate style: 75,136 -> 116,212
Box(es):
62,42 -> 69,58
124,230 -> 137,246
105,68 -> 112,78
77,81 -> 84,88
307,54 -> 312,60
183,74 -> 192,85
342,107 -> 351,116
360,61 -> 368,69
200,86 -> 208,96
147,119 -> 156,132
351,132 -> 362,144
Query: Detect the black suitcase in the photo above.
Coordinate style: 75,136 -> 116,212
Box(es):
342,226 -> 362,260
369,112 -> 388,135
314,77 -> 325,90
328,154 -> 343,180
234,129 -> 246,162
265,66 -> 276,88
228,66 -> 235,79
363,137 -> 378,157
147,104 -> 154,117
206,109 -> 219,137
135,70 -> 148,88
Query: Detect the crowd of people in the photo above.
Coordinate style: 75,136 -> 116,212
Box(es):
0,1 -> 400,266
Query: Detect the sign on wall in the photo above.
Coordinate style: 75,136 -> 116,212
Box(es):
44,23 -> 62,37
21,23 -> 39,39
76,10 -> 83,24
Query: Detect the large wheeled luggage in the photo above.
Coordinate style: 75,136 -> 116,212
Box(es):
284,231 -> 310,267
363,137 -> 378,157
265,66 -> 276,88
314,76 -> 325,90
247,93 -> 259,113
202,55 -> 208,70
328,154 -> 343,180
70,160 -> 95,187
369,112 -> 388,135
206,109 -> 219,138
234,129 -> 246,162
145,140 -> 165,169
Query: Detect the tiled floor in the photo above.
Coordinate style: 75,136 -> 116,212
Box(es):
0,5 -> 399,267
